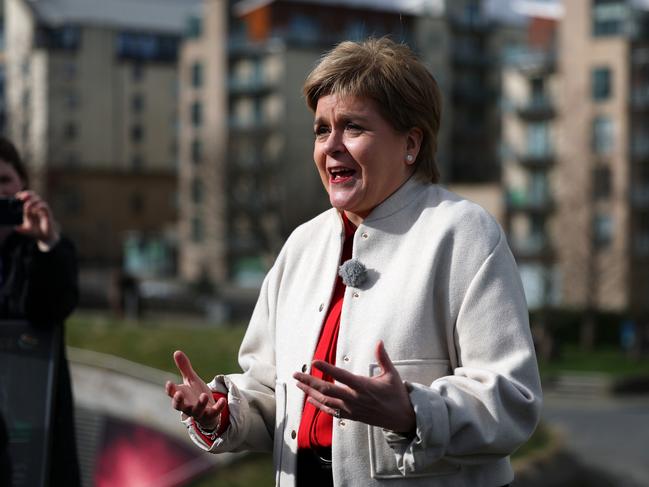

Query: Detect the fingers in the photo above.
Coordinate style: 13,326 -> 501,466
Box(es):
173,350 -> 199,383
310,360 -> 362,389
293,371 -> 355,401
306,395 -> 345,419
375,340 -> 397,376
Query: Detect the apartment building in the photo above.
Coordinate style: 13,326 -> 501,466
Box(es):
501,16 -> 559,310
4,0 -> 200,267
177,0 -> 417,287
555,0 -> 649,316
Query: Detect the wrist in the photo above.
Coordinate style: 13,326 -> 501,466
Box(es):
37,233 -> 60,252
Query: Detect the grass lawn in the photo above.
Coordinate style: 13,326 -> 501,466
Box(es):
538,344 -> 649,379
66,311 -> 247,378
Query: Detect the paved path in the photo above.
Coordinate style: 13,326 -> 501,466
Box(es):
542,393 -> 649,487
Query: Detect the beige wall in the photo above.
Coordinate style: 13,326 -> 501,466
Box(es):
556,0 -> 630,311
178,0 -> 228,282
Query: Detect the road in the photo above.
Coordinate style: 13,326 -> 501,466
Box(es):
542,393 -> 649,487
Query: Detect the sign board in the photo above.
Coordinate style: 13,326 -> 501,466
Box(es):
0,321 -> 59,487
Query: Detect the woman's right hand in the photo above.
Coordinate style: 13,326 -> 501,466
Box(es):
165,350 -> 226,430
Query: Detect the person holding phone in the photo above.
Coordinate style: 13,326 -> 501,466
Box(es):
0,136 -> 80,486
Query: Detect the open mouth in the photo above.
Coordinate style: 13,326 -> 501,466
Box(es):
328,167 -> 356,182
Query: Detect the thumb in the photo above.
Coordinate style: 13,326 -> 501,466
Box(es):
375,341 -> 397,376
174,350 -> 199,383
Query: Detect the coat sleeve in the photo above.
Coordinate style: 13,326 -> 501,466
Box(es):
184,257 -> 283,454
24,237 -> 79,323
384,229 -> 542,473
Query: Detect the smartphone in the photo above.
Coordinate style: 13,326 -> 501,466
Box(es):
0,197 -> 24,225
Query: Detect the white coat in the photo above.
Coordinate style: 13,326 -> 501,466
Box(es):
184,177 -> 543,487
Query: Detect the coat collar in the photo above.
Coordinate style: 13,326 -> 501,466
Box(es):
364,176 -> 430,224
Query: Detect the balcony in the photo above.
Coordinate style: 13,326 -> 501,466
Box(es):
506,189 -> 554,213
228,76 -> 276,97
630,137 -> 649,160
631,89 -> 649,111
510,234 -> 554,261
451,47 -> 491,68
452,82 -> 494,106
516,96 -> 556,121
631,186 -> 649,207
448,13 -> 492,33
517,149 -> 555,168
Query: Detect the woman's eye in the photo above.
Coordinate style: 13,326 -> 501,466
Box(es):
314,126 -> 330,138
345,123 -> 363,134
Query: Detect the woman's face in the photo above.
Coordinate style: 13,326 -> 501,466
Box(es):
0,160 -> 24,197
313,94 -> 421,223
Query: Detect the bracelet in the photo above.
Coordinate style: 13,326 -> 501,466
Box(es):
194,418 -> 219,440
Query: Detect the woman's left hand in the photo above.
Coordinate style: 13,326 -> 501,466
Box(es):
14,191 -> 60,249
293,340 -> 416,434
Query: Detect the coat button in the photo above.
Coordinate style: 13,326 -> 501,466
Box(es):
343,355 -> 350,363
301,363 -> 308,373
291,430 -> 297,439
339,420 -> 346,427
319,303 -> 324,312
352,292 -> 359,298
361,232 -> 369,239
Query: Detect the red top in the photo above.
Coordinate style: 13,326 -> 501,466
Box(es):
194,212 -> 356,450
297,212 -> 356,450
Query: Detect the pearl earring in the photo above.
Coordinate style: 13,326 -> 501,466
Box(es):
406,154 -> 414,162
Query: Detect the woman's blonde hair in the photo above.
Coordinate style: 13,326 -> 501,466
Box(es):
303,37 -> 442,183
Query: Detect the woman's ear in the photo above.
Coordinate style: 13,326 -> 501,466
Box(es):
405,127 -> 423,165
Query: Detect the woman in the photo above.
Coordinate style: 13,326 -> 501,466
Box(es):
0,136 -> 80,485
167,38 -> 542,487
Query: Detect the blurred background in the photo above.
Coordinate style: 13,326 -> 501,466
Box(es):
2,0 -> 649,485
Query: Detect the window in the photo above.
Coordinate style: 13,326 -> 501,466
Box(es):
191,217 -> 203,242
131,124 -> 144,143
116,32 -> 178,62
526,122 -> 550,158
191,62 -> 203,88
132,93 -> 144,113
131,154 -> 144,170
191,139 -> 202,164
592,0 -> 627,37
593,214 -> 613,247
64,122 -> 77,140
132,63 -> 144,82
593,166 -> 612,199
191,179 -> 203,204
592,67 -> 612,100
530,77 -> 545,103
65,91 -> 79,109
130,193 -> 144,214
592,116 -> 614,155
186,16 -> 202,39
191,102 -> 202,127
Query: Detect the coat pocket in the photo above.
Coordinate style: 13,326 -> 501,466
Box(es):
273,381 -> 287,486
367,359 -> 460,479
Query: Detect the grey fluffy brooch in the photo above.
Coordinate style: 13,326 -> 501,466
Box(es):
338,258 -> 367,288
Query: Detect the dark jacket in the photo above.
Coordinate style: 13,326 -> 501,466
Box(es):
0,233 -> 80,486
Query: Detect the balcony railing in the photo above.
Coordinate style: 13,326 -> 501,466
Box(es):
506,189 -> 554,213
228,76 -> 276,96
631,186 -> 649,207
451,47 -> 491,67
517,149 -> 555,168
516,96 -> 556,120
510,235 -> 553,260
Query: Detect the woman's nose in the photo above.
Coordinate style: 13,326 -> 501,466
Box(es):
322,129 -> 345,155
